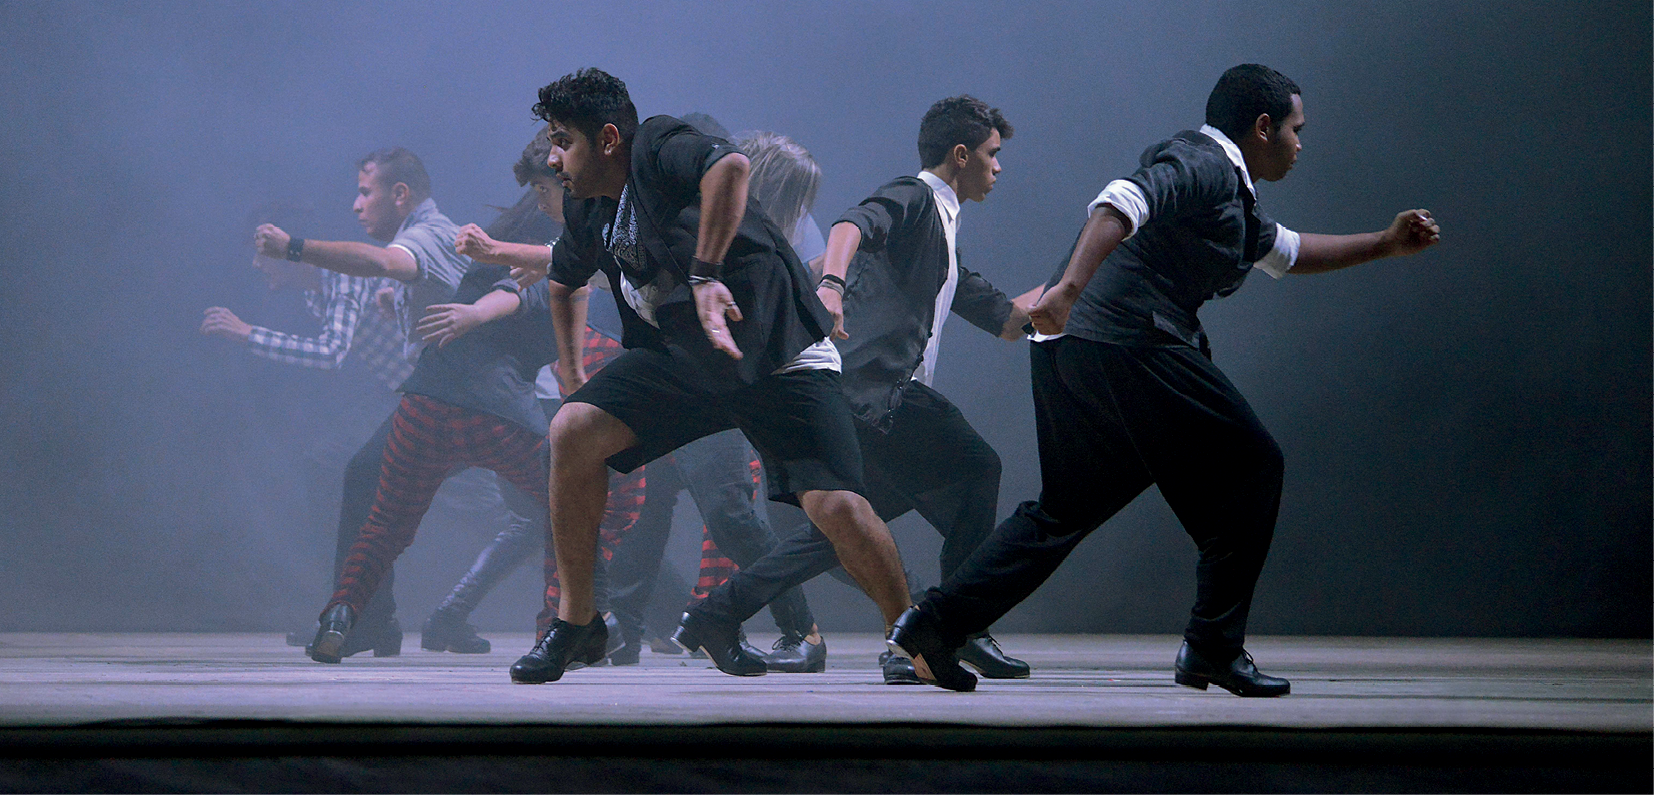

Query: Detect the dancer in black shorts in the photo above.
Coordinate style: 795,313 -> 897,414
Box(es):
508,68 -> 916,685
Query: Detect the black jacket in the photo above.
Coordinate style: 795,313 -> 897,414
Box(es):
550,115 -> 832,390
1052,129 -> 1282,354
835,176 -> 1014,430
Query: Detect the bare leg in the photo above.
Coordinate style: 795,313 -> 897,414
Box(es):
546,402 -> 638,625
798,489 -> 911,626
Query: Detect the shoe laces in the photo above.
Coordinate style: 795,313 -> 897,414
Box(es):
772,635 -> 803,652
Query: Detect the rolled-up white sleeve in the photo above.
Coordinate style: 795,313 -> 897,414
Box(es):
1086,179 -> 1149,239
1254,223 -> 1300,279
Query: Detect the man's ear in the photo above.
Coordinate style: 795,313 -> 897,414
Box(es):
602,123 -> 621,156
951,142 -> 970,167
1251,113 -> 1274,143
392,182 -> 412,208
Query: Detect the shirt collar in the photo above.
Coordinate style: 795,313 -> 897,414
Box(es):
1198,124 -> 1255,196
916,170 -> 960,226
398,197 -> 439,235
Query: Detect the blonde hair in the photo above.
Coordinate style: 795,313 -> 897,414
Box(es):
736,131 -> 821,246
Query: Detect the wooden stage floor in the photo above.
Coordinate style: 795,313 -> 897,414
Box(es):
0,632 -> 1647,792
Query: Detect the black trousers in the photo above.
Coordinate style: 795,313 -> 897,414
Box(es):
695,380 -> 1002,628
921,336 -> 1282,658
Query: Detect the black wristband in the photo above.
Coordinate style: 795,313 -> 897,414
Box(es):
689,257 -> 721,280
286,237 -> 305,263
819,273 -> 846,289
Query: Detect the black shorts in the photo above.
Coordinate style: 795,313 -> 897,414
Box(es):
565,347 -> 865,506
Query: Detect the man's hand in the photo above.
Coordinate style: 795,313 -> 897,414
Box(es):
1001,283 -> 1045,339
454,224 -> 504,263
512,262 -> 549,289
816,285 -> 849,339
693,281 -> 744,360
1380,209 -> 1441,257
416,302 -> 488,347
253,224 -> 292,260
1027,283 -> 1081,336
375,286 -> 398,319
201,307 -> 253,342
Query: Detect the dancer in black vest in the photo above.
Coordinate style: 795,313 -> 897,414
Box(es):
684,96 -> 1037,682
890,64 -> 1441,693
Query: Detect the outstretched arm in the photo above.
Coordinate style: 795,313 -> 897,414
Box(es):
254,224 -> 419,282
1292,209 -> 1440,275
1027,205 -> 1132,335
416,289 -> 521,348
455,224 -> 554,285
690,153 -> 752,360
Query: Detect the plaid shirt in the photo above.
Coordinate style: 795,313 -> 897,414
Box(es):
246,271 -> 414,392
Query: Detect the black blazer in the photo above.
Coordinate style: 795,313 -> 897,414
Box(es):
550,115 -> 833,389
835,176 -> 1014,431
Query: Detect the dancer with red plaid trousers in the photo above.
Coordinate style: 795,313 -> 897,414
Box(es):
309,262 -> 568,662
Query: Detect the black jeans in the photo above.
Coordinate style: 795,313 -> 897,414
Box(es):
921,337 -> 1282,658
694,380 -> 1001,629
606,429 -> 816,641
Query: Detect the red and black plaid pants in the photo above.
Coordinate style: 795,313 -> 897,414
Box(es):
331,393 -> 551,616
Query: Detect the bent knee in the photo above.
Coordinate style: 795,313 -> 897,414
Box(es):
547,403 -> 636,465
801,489 -> 877,532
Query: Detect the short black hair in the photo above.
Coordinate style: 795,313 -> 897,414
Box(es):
1204,64 -> 1301,141
532,67 -> 639,147
513,125 -> 557,186
357,147 -> 431,201
917,95 -> 1013,169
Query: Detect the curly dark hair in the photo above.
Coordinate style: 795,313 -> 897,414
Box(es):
356,147 -> 431,201
512,125 -> 557,186
917,95 -> 1013,169
532,67 -> 638,147
1204,64 -> 1301,141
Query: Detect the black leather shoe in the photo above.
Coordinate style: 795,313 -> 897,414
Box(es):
308,604 -> 355,664
886,606 -> 976,692
879,650 -> 922,685
957,632 -> 1030,679
1174,641 -> 1290,697
672,611 -> 766,676
421,611 -> 490,654
765,633 -> 827,673
309,611 -> 401,661
510,618 -> 609,684
587,613 -> 628,667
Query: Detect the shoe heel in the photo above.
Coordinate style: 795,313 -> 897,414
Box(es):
670,625 -> 701,655
310,631 -> 345,664
885,638 -> 913,661
1174,671 -> 1209,690
373,633 -> 403,658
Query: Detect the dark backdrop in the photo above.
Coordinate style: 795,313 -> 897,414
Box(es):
0,0 -> 1647,638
